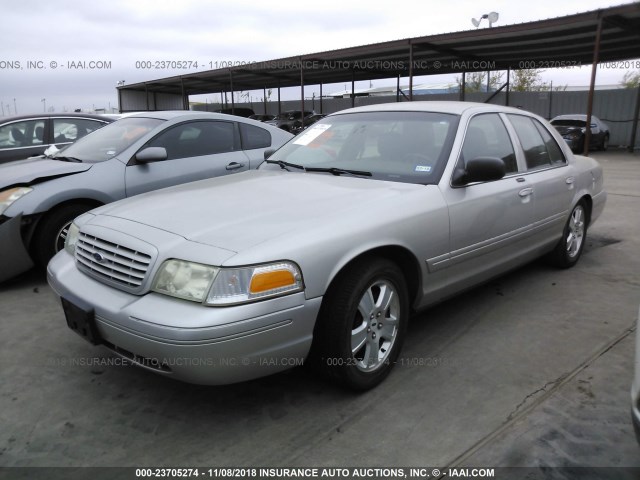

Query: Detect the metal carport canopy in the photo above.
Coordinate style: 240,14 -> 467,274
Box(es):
119,3 -> 640,98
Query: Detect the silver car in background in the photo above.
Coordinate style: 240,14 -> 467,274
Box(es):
0,111 -> 292,282
48,102 -> 606,391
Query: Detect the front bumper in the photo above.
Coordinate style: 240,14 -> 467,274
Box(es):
0,214 -> 34,283
47,251 -> 322,385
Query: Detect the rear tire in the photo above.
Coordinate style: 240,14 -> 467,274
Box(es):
32,204 -> 92,267
310,258 -> 409,391
547,201 -> 588,269
599,135 -> 609,151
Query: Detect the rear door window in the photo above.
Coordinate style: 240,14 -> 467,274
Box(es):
239,123 -> 272,150
508,115 -> 565,170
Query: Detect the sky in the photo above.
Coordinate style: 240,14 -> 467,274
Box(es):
1,0 -> 638,116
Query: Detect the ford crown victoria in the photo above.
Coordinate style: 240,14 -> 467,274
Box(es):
47,102 -> 606,390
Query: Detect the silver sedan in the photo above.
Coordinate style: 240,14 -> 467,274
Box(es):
0,111 -> 292,282
47,101 -> 606,391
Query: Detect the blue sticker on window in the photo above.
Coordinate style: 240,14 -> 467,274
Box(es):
415,165 -> 432,172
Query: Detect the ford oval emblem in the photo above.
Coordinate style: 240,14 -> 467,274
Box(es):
92,252 -> 106,263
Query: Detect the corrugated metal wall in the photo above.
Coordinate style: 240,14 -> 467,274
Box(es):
119,90 -> 183,112
186,88 -> 640,148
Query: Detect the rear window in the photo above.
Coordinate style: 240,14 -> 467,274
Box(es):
240,123 -> 271,150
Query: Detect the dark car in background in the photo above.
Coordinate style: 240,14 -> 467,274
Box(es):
290,113 -> 327,134
265,110 -> 314,132
214,108 -> 255,118
249,114 -> 276,122
0,113 -> 113,164
550,114 -> 609,153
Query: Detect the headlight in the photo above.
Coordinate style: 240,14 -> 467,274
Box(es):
0,187 -> 32,216
206,261 -> 303,306
64,222 -> 80,255
63,213 -> 95,255
151,259 -> 304,306
152,259 -> 219,303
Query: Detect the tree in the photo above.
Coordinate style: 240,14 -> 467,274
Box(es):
510,69 -> 549,91
456,71 -> 505,93
620,70 -> 640,89
260,88 -> 273,103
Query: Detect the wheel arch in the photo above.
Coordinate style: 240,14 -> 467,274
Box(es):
576,194 -> 593,227
26,198 -> 104,248
322,245 -> 423,312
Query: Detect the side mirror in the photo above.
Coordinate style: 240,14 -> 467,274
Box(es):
264,148 -> 275,160
452,157 -> 506,186
135,147 -> 167,163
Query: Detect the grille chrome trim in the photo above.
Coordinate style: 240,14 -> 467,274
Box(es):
76,232 -> 153,291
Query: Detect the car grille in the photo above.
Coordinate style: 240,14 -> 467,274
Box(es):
75,232 -> 152,290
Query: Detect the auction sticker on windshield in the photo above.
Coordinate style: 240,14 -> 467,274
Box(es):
293,124 -> 331,146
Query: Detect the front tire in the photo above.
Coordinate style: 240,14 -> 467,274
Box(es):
32,204 -> 92,267
547,201 -> 588,269
310,258 -> 409,391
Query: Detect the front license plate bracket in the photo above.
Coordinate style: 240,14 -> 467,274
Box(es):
61,297 -> 102,345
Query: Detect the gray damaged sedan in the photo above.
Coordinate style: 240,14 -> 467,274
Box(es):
47,102 -> 606,390
0,111 -> 292,282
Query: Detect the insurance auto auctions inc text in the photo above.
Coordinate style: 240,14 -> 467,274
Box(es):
192,467 -> 495,478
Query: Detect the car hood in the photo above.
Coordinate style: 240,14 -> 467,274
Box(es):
0,157 -> 91,188
96,169 -> 423,252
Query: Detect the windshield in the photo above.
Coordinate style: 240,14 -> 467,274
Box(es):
551,119 -> 586,127
53,117 -> 164,162
262,111 -> 459,185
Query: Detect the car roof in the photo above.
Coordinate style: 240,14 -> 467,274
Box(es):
125,110 -> 259,121
551,114 -> 595,121
0,113 -> 115,123
330,101 -> 532,116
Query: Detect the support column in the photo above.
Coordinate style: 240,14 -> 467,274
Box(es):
351,71 -> 355,108
505,68 -> 510,106
300,60 -> 305,128
263,87 -> 267,115
180,78 -> 188,110
584,16 -> 603,157
229,70 -> 235,114
408,43 -> 414,101
629,84 -> 640,152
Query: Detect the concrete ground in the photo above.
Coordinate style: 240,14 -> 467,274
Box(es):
0,150 -> 639,477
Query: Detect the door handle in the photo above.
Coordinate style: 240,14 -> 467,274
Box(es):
226,162 -> 245,171
565,176 -> 575,185
518,188 -> 533,197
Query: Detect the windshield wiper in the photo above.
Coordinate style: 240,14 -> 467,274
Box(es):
53,156 -> 82,163
265,159 -> 306,171
265,160 -> 371,177
305,166 -> 372,177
